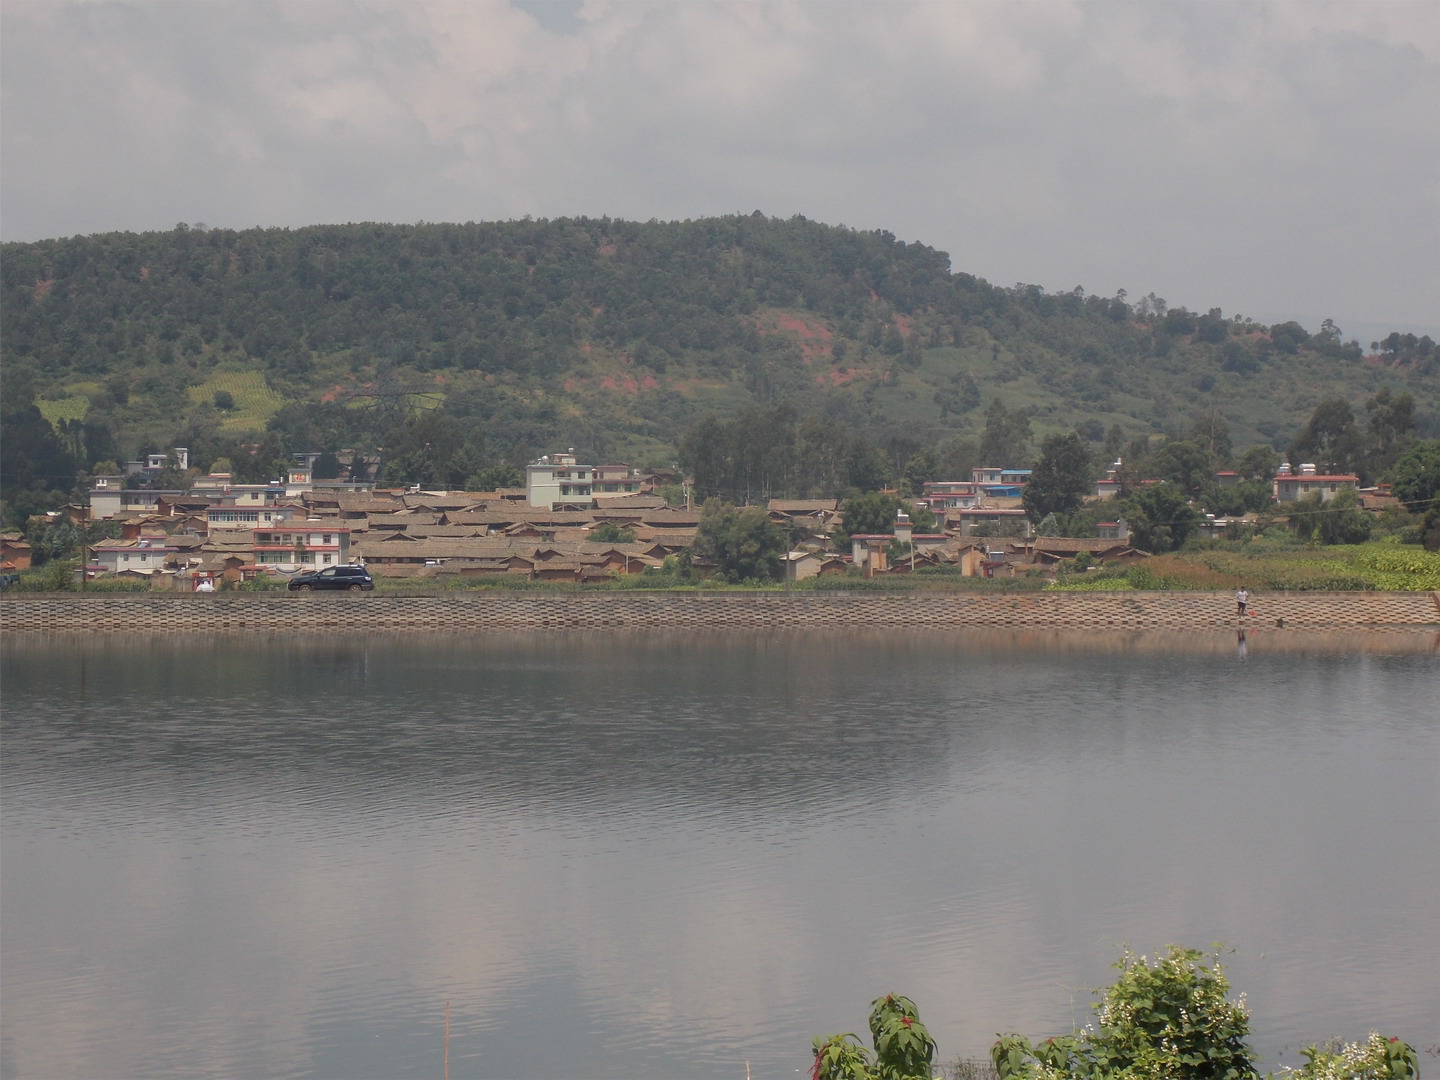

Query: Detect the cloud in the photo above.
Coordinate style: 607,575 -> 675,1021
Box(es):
1,0 -> 1436,331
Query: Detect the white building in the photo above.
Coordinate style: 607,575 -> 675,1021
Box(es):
88,481 -> 188,520
89,538 -> 177,575
526,450 -> 641,509
252,524 -> 352,568
1273,463 -> 1359,503
205,505 -> 302,531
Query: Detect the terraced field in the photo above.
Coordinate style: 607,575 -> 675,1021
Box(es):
186,370 -> 287,432
36,394 -> 89,427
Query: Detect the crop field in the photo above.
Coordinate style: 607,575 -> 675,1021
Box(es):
36,394 -> 90,428
186,370 -> 287,432
1049,540 -> 1440,592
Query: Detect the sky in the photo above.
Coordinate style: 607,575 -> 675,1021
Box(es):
2,1 -> 1437,342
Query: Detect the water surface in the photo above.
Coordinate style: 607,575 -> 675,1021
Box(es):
3,630 -> 1437,1078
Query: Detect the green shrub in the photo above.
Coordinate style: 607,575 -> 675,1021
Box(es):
991,946 -> 1419,1080
82,577 -> 151,593
812,994 -> 936,1080
1277,1033 -> 1418,1079
1046,578 -> 1136,591
994,947 -> 1257,1080
237,574 -> 287,591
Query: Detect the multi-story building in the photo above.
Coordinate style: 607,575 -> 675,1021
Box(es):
252,524 -> 352,568
920,480 -> 983,510
205,504 -> 302,531
527,451 -> 642,509
88,482 -> 189,520
88,538 -> 178,575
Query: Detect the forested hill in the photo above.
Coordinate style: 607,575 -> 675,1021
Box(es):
2,214 -> 1436,509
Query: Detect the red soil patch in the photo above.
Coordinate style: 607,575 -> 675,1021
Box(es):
751,311 -> 836,364
816,368 -> 871,387
598,374 -> 660,393
597,243 -> 617,257
33,277 -> 55,300
319,384 -> 347,404
663,377 -> 728,397
893,313 -> 912,336
773,312 -> 834,341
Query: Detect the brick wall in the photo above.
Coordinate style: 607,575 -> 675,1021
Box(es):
3,590 -> 1436,635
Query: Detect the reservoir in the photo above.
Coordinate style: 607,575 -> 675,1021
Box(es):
2,629 -> 1436,1078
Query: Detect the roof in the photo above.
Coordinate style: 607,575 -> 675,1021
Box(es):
1029,537 -> 1111,552
592,494 -> 669,509
767,499 -> 839,513
91,539 -> 178,552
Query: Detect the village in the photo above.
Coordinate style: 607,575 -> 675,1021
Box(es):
0,447 -> 1380,591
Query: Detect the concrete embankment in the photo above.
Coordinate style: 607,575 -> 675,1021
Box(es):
3,590 -> 1437,635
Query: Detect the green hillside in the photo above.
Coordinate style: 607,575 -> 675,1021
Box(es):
3,215 -> 1435,514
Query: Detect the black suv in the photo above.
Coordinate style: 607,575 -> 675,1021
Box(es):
288,565 -> 374,592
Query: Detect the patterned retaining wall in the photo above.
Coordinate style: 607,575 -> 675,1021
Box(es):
3,590 -> 1437,635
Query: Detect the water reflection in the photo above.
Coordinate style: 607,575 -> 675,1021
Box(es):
2,631 -> 1436,1080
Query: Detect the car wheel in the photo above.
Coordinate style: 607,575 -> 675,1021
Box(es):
297,584 -> 314,592
348,583 -> 363,592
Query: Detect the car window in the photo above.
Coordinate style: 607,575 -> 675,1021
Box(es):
318,568 -> 335,577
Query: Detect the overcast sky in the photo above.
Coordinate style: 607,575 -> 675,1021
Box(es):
3,1 -> 1436,340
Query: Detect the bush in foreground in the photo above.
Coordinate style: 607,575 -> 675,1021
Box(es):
812,994 -> 936,1080
817,947 -> 1418,1080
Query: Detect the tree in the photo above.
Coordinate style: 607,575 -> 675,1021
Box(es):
1289,398 -> 1361,474
1150,439 -> 1213,497
1292,487 -> 1371,545
1187,410 -> 1232,462
979,399 -> 1032,466
589,521 -> 636,544
1123,484 -> 1199,553
1195,309 -> 1228,344
691,499 -> 786,582
845,438 -> 891,493
150,454 -> 193,492
898,448 -> 938,498
932,435 -> 979,484
1385,439 -> 1440,512
1022,432 -> 1093,522
834,494 -> 935,542
1270,320 -> 1311,354
311,451 -> 341,480
1234,444 -> 1278,482
465,463 -> 524,491
1364,388 -> 1415,475
378,412 -> 482,489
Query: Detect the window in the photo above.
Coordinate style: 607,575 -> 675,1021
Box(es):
323,535 -> 332,545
